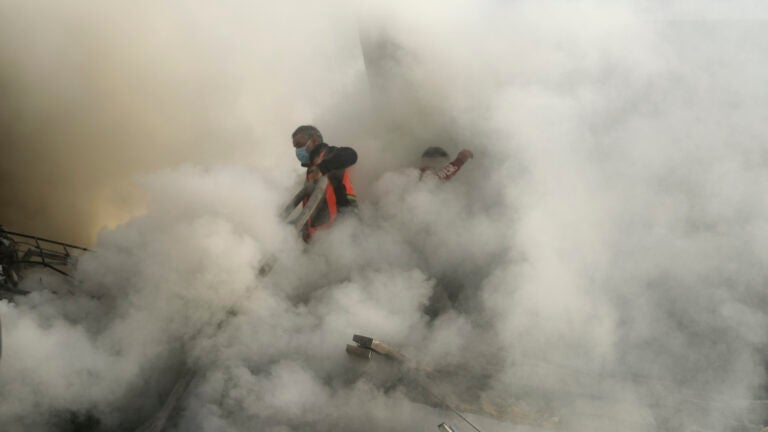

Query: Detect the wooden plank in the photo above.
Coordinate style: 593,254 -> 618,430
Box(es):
258,176 -> 328,276
280,182 -> 316,220
133,177 -> 331,432
133,368 -> 196,432
352,334 -> 407,363
288,176 -> 328,232
345,344 -> 373,360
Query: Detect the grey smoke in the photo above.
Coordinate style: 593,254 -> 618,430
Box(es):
2,1 -> 768,432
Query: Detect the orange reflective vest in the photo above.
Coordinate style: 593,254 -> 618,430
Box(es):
303,149 -> 357,237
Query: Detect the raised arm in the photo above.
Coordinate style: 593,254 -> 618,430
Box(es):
434,149 -> 473,181
317,147 -> 357,173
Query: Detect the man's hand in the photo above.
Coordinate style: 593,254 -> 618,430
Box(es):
456,149 -> 474,164
307,166 -> 323,182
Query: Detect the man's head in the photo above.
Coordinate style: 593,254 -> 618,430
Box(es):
292,125 -> 323,165
292,125 -> 323,149
419,146 -> 450,172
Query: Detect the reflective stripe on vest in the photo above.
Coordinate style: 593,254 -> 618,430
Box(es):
341,169 -> 356,203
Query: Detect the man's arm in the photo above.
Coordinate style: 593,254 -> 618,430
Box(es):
434,149 -> 473,181
317,147 -> 357,174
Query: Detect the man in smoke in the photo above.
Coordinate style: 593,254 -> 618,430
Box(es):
415,147 -> 474,319
292,125 -> 358,241
418,146 -> 473,181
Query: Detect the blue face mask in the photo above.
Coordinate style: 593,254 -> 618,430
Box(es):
295,146 -> 311,164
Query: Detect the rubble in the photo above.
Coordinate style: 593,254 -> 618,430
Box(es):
0,225 -> 89,298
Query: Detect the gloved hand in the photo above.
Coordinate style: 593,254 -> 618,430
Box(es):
456,149 -> 474,164
302,227 -> 312,243
307,166 -> 323,182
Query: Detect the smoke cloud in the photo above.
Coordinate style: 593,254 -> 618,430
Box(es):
2,1 -> 768,431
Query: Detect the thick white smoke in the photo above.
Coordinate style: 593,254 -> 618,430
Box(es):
2,1 -> 768,431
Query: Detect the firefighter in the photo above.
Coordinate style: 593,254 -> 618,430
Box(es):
418,146 -> 473,181
292,125 -> 358,241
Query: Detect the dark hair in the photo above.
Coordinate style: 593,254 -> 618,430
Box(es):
292,125 -> 323,142
421,146 -> 449,158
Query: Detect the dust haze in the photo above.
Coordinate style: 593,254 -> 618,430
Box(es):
2,1 -> 768,431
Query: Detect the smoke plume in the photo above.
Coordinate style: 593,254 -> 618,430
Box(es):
2,1 -> 768,431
